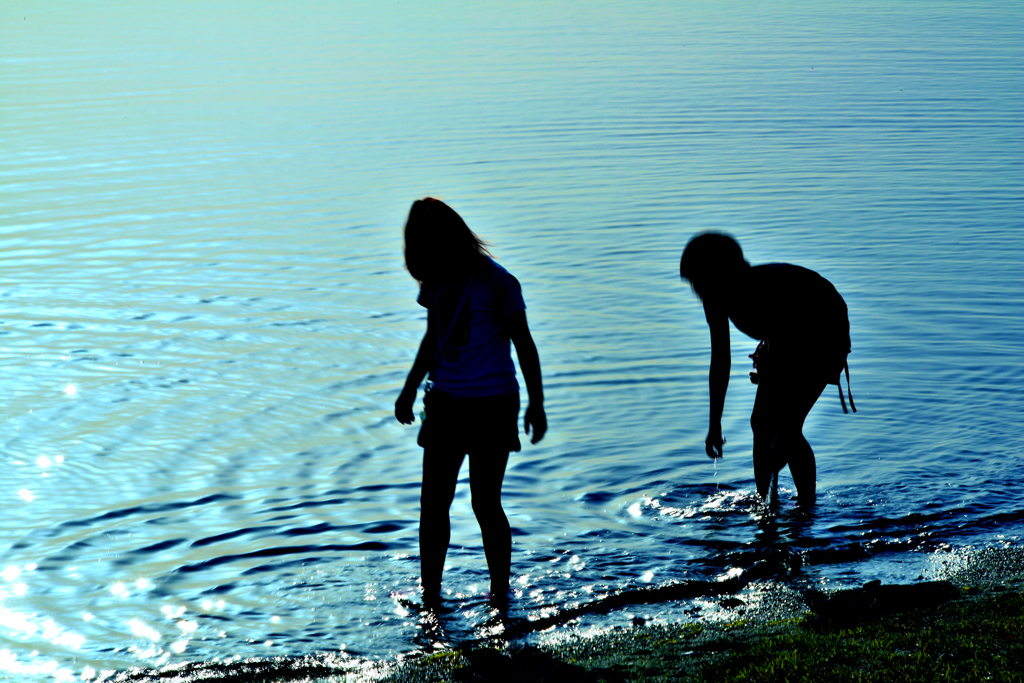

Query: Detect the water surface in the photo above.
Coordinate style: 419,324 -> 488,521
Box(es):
1,1 -> 1022,680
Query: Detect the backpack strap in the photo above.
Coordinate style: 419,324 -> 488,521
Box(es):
837,359 -> 856,414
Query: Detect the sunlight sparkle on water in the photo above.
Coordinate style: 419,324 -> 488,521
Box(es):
127,619 -> 161,642
63,384 -> 76,397
0,606 -> 37,636
0,649 -> 74,681
719,567 -> 744,582
161,605 -> 186,619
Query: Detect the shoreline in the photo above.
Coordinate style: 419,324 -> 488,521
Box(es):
111,582 -> 1024,682
113,545 -> 1024,682
377,579 -> 1024,682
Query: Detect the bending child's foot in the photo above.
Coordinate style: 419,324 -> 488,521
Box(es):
794,493 -> 817,509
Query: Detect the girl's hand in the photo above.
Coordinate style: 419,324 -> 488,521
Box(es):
395,388 -> 416,425
705,425 -> 725,459
525,403 -> 547,444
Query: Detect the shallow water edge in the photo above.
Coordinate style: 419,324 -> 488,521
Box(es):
107,542 -> 1024,682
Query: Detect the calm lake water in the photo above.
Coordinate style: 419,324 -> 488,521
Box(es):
2,0 -> 1022,679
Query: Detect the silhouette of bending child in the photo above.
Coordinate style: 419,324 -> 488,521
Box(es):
395,198 -> 546,605
680,233 -> 852,506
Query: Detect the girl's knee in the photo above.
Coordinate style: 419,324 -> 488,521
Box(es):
471,496 -> 503,516
472,500 -> 507,530
420,484 -> 457,510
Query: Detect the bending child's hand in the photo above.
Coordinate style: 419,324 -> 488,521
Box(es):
395,389 -> 416,425
705,428 -> 725,459
524,403 -> 547,444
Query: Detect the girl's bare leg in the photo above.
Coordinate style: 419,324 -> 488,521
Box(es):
468,450 -> 511,596
419,448 -> 465,603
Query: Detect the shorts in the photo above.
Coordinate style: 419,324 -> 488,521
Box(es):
417,389 -> 521,453
758,329 -> 850,387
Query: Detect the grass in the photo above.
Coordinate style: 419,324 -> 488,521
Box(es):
697,589 -> 1024,682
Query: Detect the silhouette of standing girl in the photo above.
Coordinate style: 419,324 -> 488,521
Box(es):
680,232 -> 853,506
395,198 -> 546,605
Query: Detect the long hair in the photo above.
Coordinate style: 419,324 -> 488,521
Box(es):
404,198 -> 491,282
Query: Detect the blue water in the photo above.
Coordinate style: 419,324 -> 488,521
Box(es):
1,1 -> 1022,679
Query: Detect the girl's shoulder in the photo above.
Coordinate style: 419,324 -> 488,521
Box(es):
479,257 -> 521,290
478,257 -> 525,313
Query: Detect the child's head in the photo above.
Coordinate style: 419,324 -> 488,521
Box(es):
404,198 -> 490,282
679,232 -> 748,299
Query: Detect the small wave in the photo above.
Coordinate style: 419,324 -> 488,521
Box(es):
175,542 -> 392,574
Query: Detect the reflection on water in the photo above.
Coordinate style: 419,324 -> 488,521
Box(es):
1,0 -> 1023,679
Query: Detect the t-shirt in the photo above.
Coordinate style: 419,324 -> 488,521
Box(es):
417,257 -> 526,397
727,263 -> 850,356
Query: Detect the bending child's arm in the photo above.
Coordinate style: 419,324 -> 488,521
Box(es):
395,317 -> 438,425
507,310 -> 546,444
705,302 -> 730,458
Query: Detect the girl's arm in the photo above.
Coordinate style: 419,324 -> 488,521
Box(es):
395,316 -> 438,425
506,310 -> 546,444
705,300 -> 730,458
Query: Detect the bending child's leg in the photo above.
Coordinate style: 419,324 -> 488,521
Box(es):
468,449 -> 511,596
751,367 -> 825,505
420,448 -> 465,603
783,431 -> 816,506
784,376 -> 827,506
752,431 -> 781,501
751,382 -> 786,502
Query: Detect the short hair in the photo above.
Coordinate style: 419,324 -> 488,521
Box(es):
679,232 -> 746,283
403,198 -> 490,282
